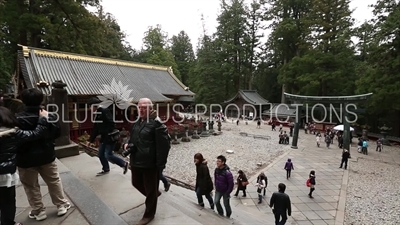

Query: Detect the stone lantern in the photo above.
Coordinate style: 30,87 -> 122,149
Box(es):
50,81 -> 79,158
192,122 -> 200,139
200,121 -> 210,137
171,125 -> 180,144
181,124 -> 191,142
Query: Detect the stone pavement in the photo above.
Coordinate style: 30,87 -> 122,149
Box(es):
231,131 -> 400,225
12,130 -> 400,225
230,134 -> 349,225
14,159 -> 90,225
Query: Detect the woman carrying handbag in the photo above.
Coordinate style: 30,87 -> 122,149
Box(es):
234,170 -> 248,197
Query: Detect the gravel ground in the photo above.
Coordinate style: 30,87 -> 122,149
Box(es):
164,120 -> 289,186
345,158 -> 400,225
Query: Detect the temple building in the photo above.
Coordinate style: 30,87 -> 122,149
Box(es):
223,90 -> 269,119
14,45 -> 195,140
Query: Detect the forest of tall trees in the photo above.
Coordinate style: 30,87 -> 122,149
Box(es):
0,0 -> 399,134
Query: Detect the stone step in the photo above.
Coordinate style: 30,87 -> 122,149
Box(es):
60,153 -> 239,224
170,182 -> 270,224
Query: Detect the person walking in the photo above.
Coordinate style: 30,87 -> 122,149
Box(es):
307,170 -> 316,198
16,89 -> 71,221
194,153 -> 214,209
256,172 -> 268,196
362,139 -> 368,155
269,183 -> 292,225
86,97 -> 128,176
0,106 -> 51,225
325,134 -> 331,148
159,170 -> 171,192
376,138 -> 383,152
316,133 -> 321,147
214,155 -> 234,218
339,149 -> 350,170
123,98 -> 171,225
256,173 -> 266,204
284,159 -> 294,179
234,170 -> 248,197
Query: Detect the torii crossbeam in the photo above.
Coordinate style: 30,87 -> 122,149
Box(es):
283,92 -> 373,150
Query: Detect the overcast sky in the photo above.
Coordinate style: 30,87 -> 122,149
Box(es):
100,0 -> 377,50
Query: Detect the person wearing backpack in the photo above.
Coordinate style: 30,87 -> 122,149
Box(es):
307,170 -> 316,198
123,98 -> 171,225
16,88 -> 71,220
284,159 -> 294,179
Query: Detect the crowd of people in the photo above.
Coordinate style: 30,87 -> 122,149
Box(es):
0,88 -> 71,225
2,91 -> 364,225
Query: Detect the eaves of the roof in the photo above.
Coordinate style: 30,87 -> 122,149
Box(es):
239,90 -> 269,105
17,45 -> 195,102
262,104 -> 297,116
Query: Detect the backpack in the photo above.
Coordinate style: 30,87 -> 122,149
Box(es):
306,178 -> 311,187
154,121 -> 171,169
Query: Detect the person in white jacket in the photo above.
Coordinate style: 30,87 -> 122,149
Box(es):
316,133 -> 321,147
256,173 -> 267,204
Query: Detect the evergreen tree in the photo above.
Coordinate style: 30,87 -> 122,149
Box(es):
170,31 -> 195,85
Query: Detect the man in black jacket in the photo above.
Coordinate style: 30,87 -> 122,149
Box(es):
270,183 -> 291,225
123,98 -> 171,225
86,97 -> 128,176
16,88 -> 71,221
339,149 -> 350,169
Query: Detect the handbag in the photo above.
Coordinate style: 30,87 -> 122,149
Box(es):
242,181 -> 249,186
108,129 -> 121,142
306,178 -> 311,187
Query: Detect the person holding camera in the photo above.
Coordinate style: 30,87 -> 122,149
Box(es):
86,97 -> 128,176
122,98 -> 171,225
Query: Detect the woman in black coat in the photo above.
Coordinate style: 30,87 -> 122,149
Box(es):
0,106 -> 51,225
234,170 -> 248,197
308,170 -> 316,198
194,153 -> 214,209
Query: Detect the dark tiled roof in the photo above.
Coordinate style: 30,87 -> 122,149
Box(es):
224,90 -> 269,105
262,104 -> 297,116
18,46 -> 194,102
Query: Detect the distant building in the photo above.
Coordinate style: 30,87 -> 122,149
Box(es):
223,90 -> 269,119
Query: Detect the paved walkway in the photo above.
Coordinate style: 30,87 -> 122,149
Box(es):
12,131 -> 399,225
14,159 -> 90,225
231,132 -> 400,225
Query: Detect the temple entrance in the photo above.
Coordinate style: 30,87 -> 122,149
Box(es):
284,92 -> 373,150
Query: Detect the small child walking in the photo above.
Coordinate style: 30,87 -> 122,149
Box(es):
284,159 -> 294,179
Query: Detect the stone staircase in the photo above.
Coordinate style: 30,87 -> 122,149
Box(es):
59,152 -> 269,225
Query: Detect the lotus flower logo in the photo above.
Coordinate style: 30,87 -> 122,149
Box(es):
97,78 -> 134,110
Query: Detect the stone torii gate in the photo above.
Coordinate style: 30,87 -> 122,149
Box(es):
284,92 -> 373,150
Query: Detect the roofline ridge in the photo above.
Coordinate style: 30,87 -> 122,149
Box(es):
18,45 -> 170,71
166,67 -> 190,91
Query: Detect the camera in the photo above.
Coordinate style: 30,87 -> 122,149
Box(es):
121,143 -> 134,157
